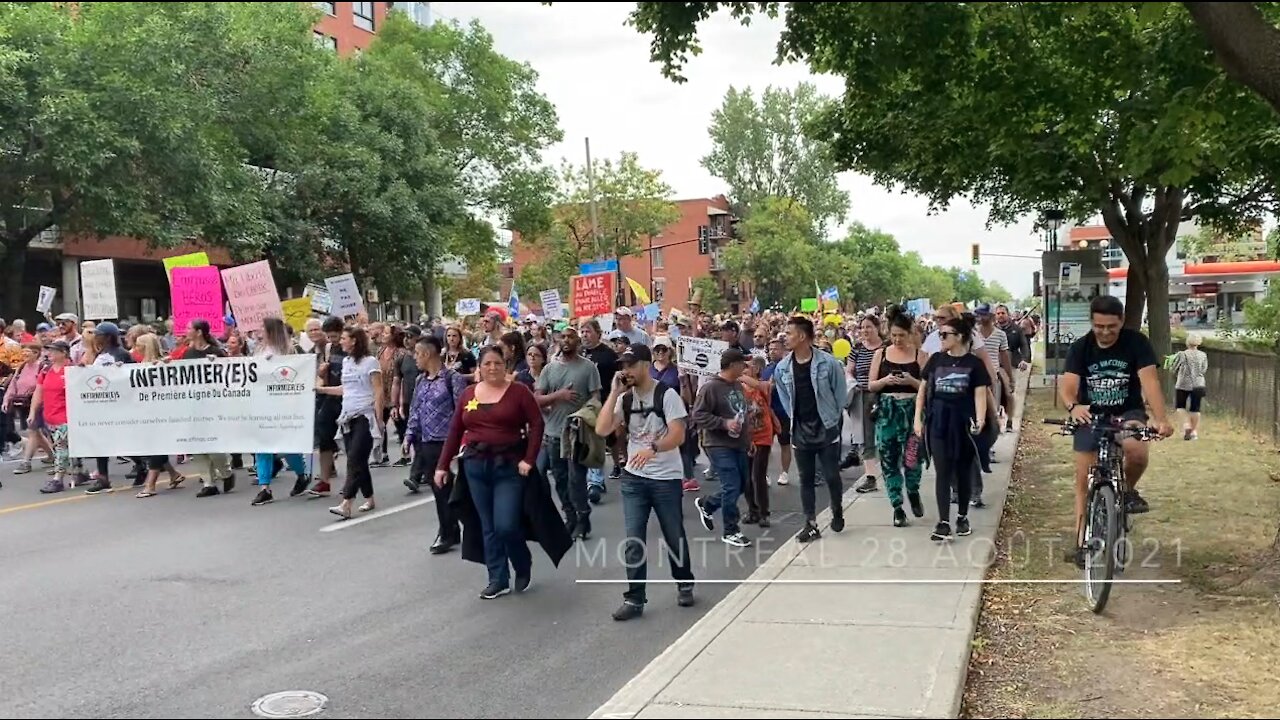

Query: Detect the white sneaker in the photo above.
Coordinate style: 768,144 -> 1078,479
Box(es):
776,471 -> 790,486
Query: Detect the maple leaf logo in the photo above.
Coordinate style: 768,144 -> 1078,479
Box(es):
272,367 -> 296,382
85,374 -> 111,391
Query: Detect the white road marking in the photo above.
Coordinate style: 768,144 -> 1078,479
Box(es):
319,496 -> 435,532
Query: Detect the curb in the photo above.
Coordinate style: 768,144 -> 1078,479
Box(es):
590,373 -> 1032,720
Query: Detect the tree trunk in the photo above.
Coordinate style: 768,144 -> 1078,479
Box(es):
1185,2 -> 1280,116
4,242 -> 28,323
1144,255 -> 1172,359
1122,256 -> 1147,331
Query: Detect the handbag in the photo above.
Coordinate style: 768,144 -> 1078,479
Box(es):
904,432 -> 922,471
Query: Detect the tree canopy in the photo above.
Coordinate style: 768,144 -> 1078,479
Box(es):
628,1 -> 1280,356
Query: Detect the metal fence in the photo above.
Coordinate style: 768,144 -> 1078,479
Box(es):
1170,343 -> 1280,442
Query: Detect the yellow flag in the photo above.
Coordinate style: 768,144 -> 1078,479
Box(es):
625,277 -> 651,305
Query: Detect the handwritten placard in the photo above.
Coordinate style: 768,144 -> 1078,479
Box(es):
220,260 -> 281,332
80,259 -> 118,320
282,297 -> 312,334
171,266 -> 226,336
36,285 -> 57,314
539,289 -> 562,320
324,273 -> 364,317
162,252 -> 210,281
572,272 -> 614,318
455,298 -> 481,316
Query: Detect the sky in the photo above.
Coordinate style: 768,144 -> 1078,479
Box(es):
432,1 -> 1046,298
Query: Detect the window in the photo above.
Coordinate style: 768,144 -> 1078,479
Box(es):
315,1 -> 336,15
653,279 -> 666,303
313,31 -> 337,52
652,246 -> 664,269
353,1 -> 375,31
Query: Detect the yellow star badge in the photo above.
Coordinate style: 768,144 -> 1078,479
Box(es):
464,398 -> 480,412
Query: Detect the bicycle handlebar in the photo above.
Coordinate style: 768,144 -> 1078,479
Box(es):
1043,418 -> 1162,441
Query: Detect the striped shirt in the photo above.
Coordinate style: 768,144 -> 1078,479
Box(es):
849,343 -> 881,389
978,327 -> 1008,374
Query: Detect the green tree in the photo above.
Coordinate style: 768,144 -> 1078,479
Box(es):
831,223 -> 909,307
691,276 -> 728,314
902,255 -> 958,307
720,196 -> 822,308
703,84 -> 849,231
0,1 -> 324,318
517,234 -> 579,299
947,268 -> 988,305
1184,3 -> 1280,116
627,2 -> 1280,357
986,281 -> 1013,304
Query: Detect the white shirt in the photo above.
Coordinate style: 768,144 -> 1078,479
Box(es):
613,382 -> 688,481
341,355 -> 382,417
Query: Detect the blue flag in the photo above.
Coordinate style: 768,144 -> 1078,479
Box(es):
508,284 -> 520,317
748,297 -> 760,314
822,286 -> 840,301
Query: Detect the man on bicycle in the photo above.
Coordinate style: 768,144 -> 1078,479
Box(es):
1060,296 -> 1174,565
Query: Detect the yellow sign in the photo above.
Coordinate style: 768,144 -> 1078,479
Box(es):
625,277 -> 651,306
281,297 -> 312,333
162,252 -> 210,280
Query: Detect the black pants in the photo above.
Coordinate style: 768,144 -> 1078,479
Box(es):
745,445 -> 771,518
342,415 -> 374,500
621,472 -> 694,605
411,440 -> 459,543
795,442 -> 842,523
932,438 -> 973,523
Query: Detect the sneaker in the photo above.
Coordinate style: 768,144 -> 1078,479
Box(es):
40,456 -> 54,465
722,532 -> 752,547
681,478 -> 700,493
251,488 -> 274,506
404,477 -> 421,494
223,474 -> 236,494
83,477 -> 112,495
514,575 -> 532,593
694,497 -> 715,532
839,450 -> 862,470
13,461 -> 31,474
369,457 -> 390,468
577,514 -> 592,541
393,457 -> 411,467
775,471 -> 790,486
39,479 -> 65,494
931,521 -> 953,542
830,513 -> 845,533
677,588 -> 696,607
796,522 -> 821,543
907,491 -> 925,518
609,465 -> 622,481
742,511 -> 760,525
587,485 -> 602,505
1125,490 -> 1150,514
758,514 -> 771,528
479,583 -> 510,600
307,481 -> 331,497
971,494 -> 986,509
612,602 -> 644,621
956,515 -> 972,536
854,475 -> 877,494
290,475 -> 311,497
195,485 -> 221,498
893,506 -> 908,527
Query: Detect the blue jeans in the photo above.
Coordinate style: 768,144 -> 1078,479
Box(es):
544,436 -> 589,521
255,453 -> 307,486
621,472 -> 694,605
587,467 -> 605,490
463,456 -> 532,588
701,447 -> 748,535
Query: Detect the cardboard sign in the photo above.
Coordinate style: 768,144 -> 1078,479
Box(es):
220,260 -> 281,332
281,296 -> 312,333
162,252 -> 210,281
80,259 -> 118,320
800,297 -> 819,313
305,283 -> 331,314
324,273 -> 364,317
572,272 -> 614,318
170,266 -> 226,336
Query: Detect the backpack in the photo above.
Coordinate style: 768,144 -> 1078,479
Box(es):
622,381 -> 677,427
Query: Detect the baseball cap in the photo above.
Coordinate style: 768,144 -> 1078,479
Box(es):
614,306 -> 633,317
94,321 -> 121,338
652,335 -> 673,350
974,303 -> 993,316
36,322 -> 51,332
46,340 -> 71,354
607,329 -> 627,342
54,312 -> 78,323
619,343 -> 653,365
720,348 -> 748,369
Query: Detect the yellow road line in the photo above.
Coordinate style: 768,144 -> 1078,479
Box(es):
0,494 -> 91,515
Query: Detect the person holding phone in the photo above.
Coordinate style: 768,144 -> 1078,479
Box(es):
868,306 -> 928,527
534,326 -> 602,539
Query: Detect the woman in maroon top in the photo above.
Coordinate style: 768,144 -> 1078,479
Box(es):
436,346 -> 544,599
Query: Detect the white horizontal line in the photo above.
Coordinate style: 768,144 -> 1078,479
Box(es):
319,496 -> 435,532
574,579 -> 1181,585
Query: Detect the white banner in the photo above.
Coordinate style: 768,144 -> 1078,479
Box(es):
675,336 -> 729,377
66,355 -> 317,457
80,259 -> 118,320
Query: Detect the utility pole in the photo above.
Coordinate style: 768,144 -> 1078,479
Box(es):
584,136 -> 622,306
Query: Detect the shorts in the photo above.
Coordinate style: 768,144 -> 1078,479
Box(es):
776,414 -> 791,446
315,404 -> 340,452
1072,409 -> 1148,453
1175,389 -> 1203,413
146,455 -> 169,471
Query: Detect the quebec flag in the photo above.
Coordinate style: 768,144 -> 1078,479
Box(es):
748,297 -> 760,314
822,286 -> 840,302
508,284 -> 520,317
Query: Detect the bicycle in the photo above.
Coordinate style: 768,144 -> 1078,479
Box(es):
1044,416 -> 1161,613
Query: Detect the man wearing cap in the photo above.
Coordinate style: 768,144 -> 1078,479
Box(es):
692,347 -> 754,548
613,307 -> 649,347
596,343 -> 696,620
51,313 -> 84,364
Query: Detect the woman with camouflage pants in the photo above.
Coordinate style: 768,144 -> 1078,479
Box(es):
868,307 -> 928,527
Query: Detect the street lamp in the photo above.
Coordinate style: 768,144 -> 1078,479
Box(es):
1041,208 -> 1065,251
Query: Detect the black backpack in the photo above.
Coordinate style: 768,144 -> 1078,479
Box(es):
622,381 -> 677,427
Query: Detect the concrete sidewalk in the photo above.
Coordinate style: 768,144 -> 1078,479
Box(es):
591,382 -> 1028,719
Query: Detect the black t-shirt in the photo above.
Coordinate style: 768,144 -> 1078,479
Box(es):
444,348 -> 476,376
585,343 -> 618,402
1064,328 -> 1158,415
397,352 -> 420,406
923,352 -> 991,451
315,343 -> 345,410
181,344 -> 226,360
791,356 -> 836,448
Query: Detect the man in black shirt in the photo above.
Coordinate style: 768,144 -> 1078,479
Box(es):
1061,296 -> 1173,563
308,316 -> 346,497
390,325 -> 424,467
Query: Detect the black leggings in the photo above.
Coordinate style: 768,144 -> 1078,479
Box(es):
342,415 -> 374,500
932,440 -> 973,523
795,442 -> 842,523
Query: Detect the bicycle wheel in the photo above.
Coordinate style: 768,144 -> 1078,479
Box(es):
1083,483 -> 1120,614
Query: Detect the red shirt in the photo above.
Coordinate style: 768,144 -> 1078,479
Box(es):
38,365 -> 69,425
438,382 -> 544,470
745,384 -> 775,446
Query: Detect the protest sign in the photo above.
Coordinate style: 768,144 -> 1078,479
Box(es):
572,273 -> 614,318
539,289 -> 562,320
66,355 -> 316,457
221,261 -> 281,332
281,297 -> 312,333
170,266 -> 226,336
80,259 -> 118,320
675,336 -> 729,377
455,298 -> 481,316
324,273 -> 364,316
162,252 -> 210,281
36,286 -> 56,314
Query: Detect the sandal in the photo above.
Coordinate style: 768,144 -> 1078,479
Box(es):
358,501 -> 375,513
135,490 -> 157,498
168,475 -> 186,490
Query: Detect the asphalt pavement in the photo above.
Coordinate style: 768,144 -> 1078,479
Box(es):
0,450 -> 852,719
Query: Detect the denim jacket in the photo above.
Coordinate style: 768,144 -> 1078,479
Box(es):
773,347 -> 848,431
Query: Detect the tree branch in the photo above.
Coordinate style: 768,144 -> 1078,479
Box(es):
1185,2 -> 1280,116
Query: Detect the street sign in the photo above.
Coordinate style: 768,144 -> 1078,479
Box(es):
579,259 -> 618,275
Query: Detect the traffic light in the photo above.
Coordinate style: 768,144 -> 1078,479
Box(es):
971,243 -> 980,266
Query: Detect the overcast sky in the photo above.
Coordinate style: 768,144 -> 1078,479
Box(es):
433,1 -> 1046,297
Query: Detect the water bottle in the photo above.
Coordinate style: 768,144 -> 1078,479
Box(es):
728,408 -> 745,439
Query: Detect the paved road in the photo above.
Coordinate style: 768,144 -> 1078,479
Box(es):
0,451 -> 855,718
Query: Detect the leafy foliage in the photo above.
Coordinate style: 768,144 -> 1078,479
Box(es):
692,276 -> 728,314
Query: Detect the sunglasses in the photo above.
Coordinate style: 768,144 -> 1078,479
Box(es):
938,331 -> 960,339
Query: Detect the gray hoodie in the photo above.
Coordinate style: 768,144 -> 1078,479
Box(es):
692,375 -> 750,450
